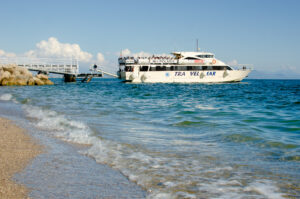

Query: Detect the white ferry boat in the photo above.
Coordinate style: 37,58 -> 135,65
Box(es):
118,51 -> 251,83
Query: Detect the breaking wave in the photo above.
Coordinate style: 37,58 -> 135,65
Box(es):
21,104 -> 288,199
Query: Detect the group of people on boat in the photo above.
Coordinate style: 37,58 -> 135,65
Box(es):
119,55 -> 178,64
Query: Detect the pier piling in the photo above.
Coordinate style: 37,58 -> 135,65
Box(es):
64,74 -> 76,82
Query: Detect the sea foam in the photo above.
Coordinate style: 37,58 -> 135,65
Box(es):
196,105 -> 219,110
0,93 -> 13,101
20,104 -> 287,199
245,180 -> 284,199
23,105 -> 94,145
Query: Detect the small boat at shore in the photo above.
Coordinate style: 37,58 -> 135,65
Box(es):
118,51 -> 251,83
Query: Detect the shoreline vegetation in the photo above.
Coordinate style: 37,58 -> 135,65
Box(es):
0,117 -> 42,199
0,64 -> 53,86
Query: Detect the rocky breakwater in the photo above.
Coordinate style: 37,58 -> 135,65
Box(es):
0,64 -> 54,86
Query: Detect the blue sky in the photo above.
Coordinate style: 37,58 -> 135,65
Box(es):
0,0 -> 299,78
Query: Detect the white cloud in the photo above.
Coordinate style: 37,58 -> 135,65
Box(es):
24,50 -> 35,58
96,52 -> 105,64
132,51 -> 152,57
0,49 -> 16,58
227,59 -> 238,66
278,65 -> 300,75
25,37 -> 93,62
120,49 -> 131,57
119,49 -> 156,57
0,37 -> 111,73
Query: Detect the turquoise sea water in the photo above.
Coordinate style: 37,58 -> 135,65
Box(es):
0,79 -> 299,198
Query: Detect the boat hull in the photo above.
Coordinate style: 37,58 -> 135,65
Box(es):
120,70 -> 251,83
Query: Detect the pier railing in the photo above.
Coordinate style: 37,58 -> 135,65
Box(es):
0,57 -> 79,75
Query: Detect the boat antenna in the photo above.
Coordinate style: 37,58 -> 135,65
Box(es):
196,39 -> 199,52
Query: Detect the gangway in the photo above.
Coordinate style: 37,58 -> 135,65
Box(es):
96,70 -> 118,78
84,64 -> 118,82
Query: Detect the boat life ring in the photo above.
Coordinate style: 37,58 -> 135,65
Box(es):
212,59 -> 216,64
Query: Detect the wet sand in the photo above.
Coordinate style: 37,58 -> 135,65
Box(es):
0,100 -> 146,199
0,117 -> 42,199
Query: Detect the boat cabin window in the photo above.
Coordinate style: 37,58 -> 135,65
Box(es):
196,55 -> 214,58
212,66 -> 225,70
125,66 -> 134,71
149,66 -> 162,71
140,65 -> 231,71
152,66 -> 165,71
192,66 -> 202,70
185,57 -> 198,60
170,66 -> 183,71
140,66 -> 149,71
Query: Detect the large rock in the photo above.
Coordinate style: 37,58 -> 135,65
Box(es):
1,77 -> 15,86
36,74 -> 48,80
44,79 -> 54,85
33,77 -> 45,86
16,79 -> 28,86
0,64 -> 54,86
1,71 -> 11,80
27,78 -> 35,86
2,66 -> 16,74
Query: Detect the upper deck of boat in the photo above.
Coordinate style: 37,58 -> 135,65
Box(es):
118,51 -> 225,66
119,56 -> 178,65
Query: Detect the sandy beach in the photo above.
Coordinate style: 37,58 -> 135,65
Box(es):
0,117 -> 42,199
